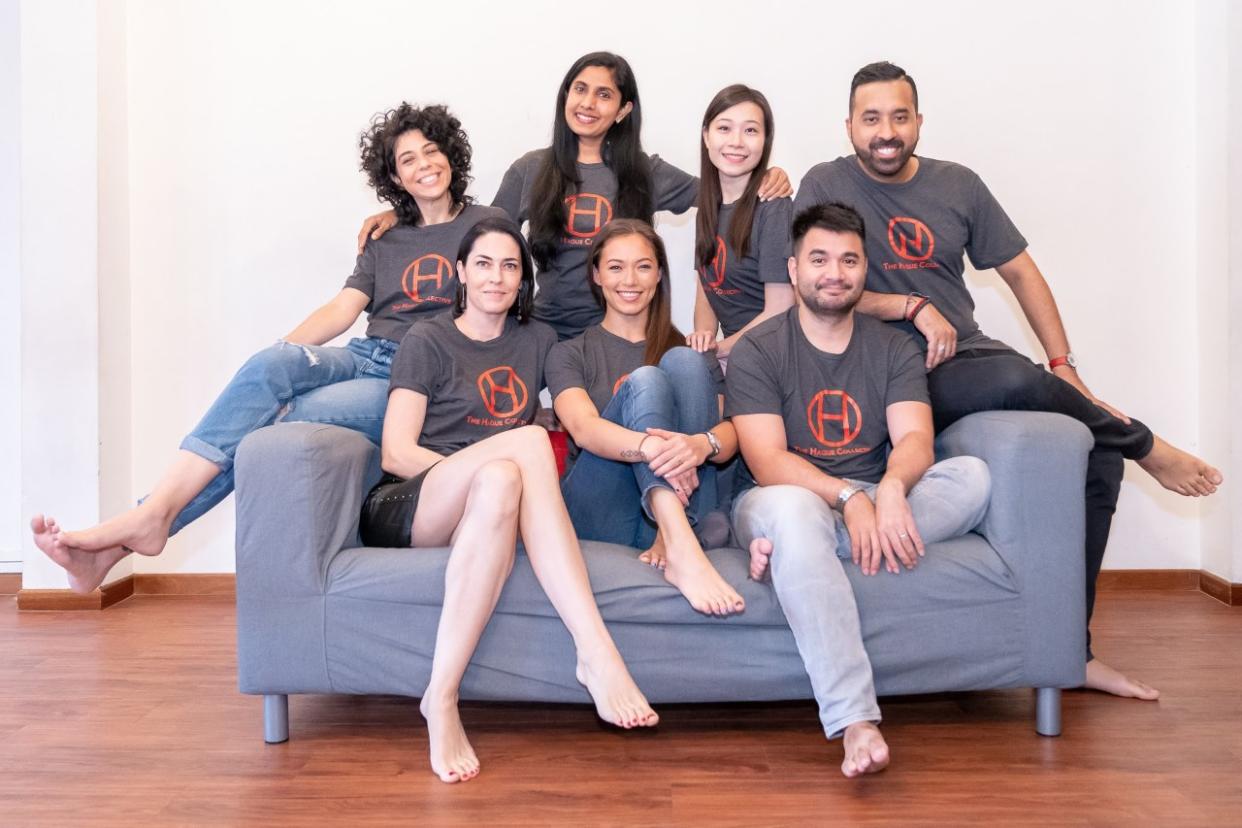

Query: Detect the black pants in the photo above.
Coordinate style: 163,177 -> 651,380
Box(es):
927,348 -> 1154,660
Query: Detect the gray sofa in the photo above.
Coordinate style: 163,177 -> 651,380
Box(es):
234,411 -> 1088,744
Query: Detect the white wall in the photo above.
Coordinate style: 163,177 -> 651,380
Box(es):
19,0 -> 104,589
1,0 -> 22,572
1196,0 -> 1242,583
18,0 -> 1233,578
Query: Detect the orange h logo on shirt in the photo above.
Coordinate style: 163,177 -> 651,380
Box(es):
564,193 -> 614,239
402,254 -> 454,303
700,235 -> 728,289
886,217 -> 935,262
806,390 -> 863,448
477,367 -> 529,418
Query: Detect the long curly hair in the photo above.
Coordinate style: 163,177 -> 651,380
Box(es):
359,103 -> 473,226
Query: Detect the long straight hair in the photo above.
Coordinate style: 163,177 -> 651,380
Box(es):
695,85 -> 775,270
529,52 -> 654,270
588,219 -> 682,367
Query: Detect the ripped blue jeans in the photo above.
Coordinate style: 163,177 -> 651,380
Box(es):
169,336 -> 395,534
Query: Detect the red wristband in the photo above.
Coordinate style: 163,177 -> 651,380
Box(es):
1048,355 -> 1073,370
906,297 -> 931,322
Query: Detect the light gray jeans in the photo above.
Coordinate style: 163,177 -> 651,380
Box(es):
731,456 -> 991,739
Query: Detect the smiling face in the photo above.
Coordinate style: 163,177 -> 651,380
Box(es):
846,79 -> 923,181
790,227 -> 867,318
563,64 -> 633,143
457,232 -> 524,317
390,129 -> 452,203
593,232 -> 661,320
703,100 -> 766,181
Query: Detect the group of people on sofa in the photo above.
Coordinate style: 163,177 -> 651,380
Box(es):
32,57 -> 1222,784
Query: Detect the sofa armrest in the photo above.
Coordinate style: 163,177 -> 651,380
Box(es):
233,422 -> 381,693
936,411 -> 1090,684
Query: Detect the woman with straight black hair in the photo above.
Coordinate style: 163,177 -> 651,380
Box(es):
362,215 -> 658,784
358,53 -> 792,341
687,84 -> 795,360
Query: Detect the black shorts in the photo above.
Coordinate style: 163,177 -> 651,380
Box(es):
359,466 -> 437,548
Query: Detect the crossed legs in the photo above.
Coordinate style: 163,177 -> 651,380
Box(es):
409,426 -> 657,783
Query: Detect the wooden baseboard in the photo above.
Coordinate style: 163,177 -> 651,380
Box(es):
18,574 -> 134,610
0,573 -> 21,595
1198,570 -> 1240,606
17,573 -> 234,610
16,569 -> 1240,609
133,573 -> 236,596
1098,568 -> 1240,606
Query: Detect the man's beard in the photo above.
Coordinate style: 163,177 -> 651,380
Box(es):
798,280 -> 862,319
855,136 -> 917,178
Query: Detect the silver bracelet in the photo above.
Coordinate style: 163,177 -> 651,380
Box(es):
700,429 -> 721,459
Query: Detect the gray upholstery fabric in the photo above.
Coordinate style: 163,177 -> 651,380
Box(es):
235,412 -> 1088,703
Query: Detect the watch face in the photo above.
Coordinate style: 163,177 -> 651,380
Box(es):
1066,353 -> 1078,368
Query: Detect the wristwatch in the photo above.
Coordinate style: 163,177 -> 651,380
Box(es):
700,429 -> 721,459
837,484 -> 863,510
1048,352 -> 1078,370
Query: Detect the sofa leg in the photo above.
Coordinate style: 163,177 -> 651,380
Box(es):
1035,687 -> 1061,737
264,694 -> 289,744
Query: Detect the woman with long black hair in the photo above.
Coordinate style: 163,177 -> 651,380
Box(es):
361,216 -> 658,783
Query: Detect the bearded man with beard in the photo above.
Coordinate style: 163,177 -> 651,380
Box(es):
793,61 -> 1223,701
725,202 -> 992,778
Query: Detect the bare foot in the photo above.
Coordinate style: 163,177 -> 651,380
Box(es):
575,650 -> 659,729
419,695 -> 480,783
662,542 -> 745,617
841,721 -> 890,778
1138,436 -> 1223,497
54,502 -> 173,558
748,537 -> 773,581
638,534 -> 667,569
1083,659 -> 1160,700
30,515 -> 133,594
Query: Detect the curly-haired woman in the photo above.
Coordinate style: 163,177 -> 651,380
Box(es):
356,53 -> 793,342
31,103 -> 505,592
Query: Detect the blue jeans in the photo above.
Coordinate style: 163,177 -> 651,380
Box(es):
561,347 -> 721,549
168,336 -> 395,533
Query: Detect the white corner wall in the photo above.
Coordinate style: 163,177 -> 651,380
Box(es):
16,0 -> 1236,581
1,0 -> 22,572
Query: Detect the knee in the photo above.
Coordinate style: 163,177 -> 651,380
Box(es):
657,346 -> 707,377
470,459 -> 522,515
740,485 -> 836,539
240,341 -> 313,381
934,455 -> 992,519
624,364 -> 670,394
508,425 -> 557,462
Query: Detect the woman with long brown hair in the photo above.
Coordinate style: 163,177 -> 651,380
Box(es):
547,219 -> 745,617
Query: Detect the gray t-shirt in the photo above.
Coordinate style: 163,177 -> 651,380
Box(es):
493,149 -> 698,340
794,156 -> 1027,351
725,308 -> 928,484
388,313 -> 557,456
344,204 -> 508,342
546,326 -> 724,459
699,196 -> 793,338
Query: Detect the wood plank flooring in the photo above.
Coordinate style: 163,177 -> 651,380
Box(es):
2,590 -> 1239,826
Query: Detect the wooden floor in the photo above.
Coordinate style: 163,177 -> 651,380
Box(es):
2,589 -> 1239,826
